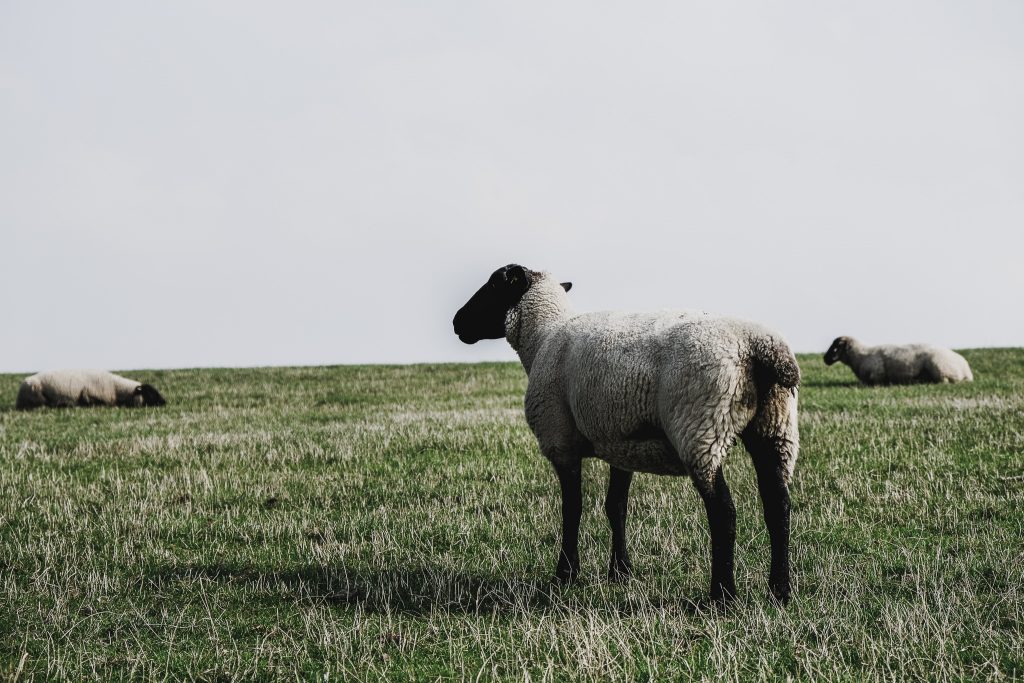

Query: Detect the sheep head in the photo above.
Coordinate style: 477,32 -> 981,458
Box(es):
824,337 -> 850,365
134,383 -> 167,407
453,264 -> 571,344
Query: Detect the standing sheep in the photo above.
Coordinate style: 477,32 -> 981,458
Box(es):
824,336 -> 973,385
453,264 -> 800,603
15,370 -> 166,410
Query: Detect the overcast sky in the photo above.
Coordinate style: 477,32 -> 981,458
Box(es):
1,1 -> 1022,372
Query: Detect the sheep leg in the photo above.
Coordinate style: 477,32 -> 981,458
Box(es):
605,466 -> 634,581
755,459 -> 791,603
743,433 -> 792,604
694,467 -> 737,602
553,461 -> 582,583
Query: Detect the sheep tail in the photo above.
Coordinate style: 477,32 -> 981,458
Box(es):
750,334 -> 801,391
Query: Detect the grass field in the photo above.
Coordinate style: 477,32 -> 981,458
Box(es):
1,350 -> 1023,681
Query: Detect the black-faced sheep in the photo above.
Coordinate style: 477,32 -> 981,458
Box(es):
824,336 -> 973,385
15,370 -> 166,410
453,264 -> 800,603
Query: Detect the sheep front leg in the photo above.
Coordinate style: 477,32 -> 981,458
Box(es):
694,467 -> 737,602
553,461 -> 582,583
605,466 -> 634,581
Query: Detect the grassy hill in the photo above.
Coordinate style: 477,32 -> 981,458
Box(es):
1,350 -> 1022,680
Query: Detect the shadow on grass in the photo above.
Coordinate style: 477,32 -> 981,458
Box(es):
800,379 -> 862,389
143,562 -> 707,616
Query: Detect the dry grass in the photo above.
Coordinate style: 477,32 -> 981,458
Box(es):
1,352 -> 1023,680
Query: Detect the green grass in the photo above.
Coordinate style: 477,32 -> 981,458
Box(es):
1,351 -> 1023,681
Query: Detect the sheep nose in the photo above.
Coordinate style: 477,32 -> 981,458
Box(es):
453,309 -> 468,334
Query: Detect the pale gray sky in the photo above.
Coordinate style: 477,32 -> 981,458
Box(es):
1,1 -> 1022,372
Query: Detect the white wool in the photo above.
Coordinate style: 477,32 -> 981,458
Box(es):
833,337 -> 973,385
16,369 -> 142,410
507,272 -> 800,486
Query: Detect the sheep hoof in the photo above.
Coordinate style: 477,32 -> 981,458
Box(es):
710,581 -> 737,604
607,557 -> 633,583
554,560 -> 579,584
769,581 -> 791,605
552,570 -> 579,585
607,568 -> 632,583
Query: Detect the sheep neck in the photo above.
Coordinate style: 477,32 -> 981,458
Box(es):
843,339 -> 869,368
506,285 -> 572,375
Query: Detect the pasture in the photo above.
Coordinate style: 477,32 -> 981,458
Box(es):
1,350 -> 1022,680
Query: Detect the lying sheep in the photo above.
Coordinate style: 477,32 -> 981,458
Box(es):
824,336 -> 973,385
453,264 -> 800,603
15,369 -> 167,410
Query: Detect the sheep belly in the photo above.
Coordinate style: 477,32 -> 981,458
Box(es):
592,438 -> 688,475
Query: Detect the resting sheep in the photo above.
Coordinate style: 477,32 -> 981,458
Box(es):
15,370 -> 166,410
824,336 -> 973,385
453,264 -> 800,603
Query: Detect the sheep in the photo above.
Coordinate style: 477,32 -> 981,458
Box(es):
453,264 -> 800,603
15,369 -> 167,410
824,336 -> 973,385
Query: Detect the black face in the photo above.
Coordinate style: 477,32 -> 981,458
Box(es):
453,264 -> 533,344
824,337 -> 848,366
136,384 -> 167,407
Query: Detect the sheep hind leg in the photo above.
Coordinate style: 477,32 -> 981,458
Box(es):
552,460 -> 583,583
693,467 -> 737,602
741,429 -> 792,604
605,466 -> 634,581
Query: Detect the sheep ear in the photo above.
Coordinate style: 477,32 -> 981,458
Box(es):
501,265 -> 533,294
561,282 -> 572,292
504,264 -> 527,285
